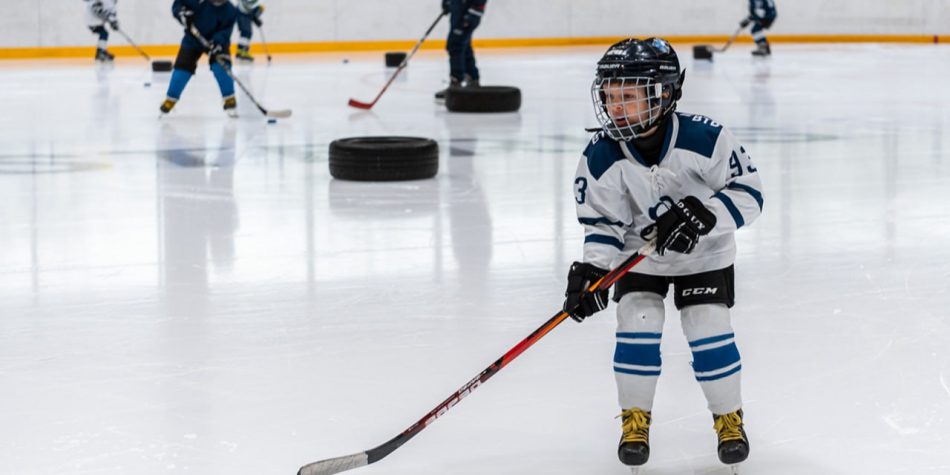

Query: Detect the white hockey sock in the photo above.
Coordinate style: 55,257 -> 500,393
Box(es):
681,304 -> 742,415
614,292 -> 666,411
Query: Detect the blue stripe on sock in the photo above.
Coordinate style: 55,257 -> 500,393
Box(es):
691,342 -> 740,373
696,364 -> 742,382
614,366 -> 662,377
614,342 -> 661,367
616,332 -> 663,340
688,333 -> 735,348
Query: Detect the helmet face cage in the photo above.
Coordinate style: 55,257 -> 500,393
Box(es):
591,76 -> 666,141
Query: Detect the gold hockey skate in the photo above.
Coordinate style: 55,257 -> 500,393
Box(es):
714,409 -> 749,471
618,407 -> 651,468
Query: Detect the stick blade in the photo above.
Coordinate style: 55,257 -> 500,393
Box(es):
348,98 -> 374,110
266,109 -> 293,119
298,452 -> 369,475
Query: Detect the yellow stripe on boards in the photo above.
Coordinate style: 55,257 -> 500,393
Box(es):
0,34 -> 942,60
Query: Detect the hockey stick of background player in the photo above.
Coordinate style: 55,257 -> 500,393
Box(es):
714,19 -> 750,53
255,24 -> 273,64
114,28 -> 152,61
694,19 -> 750,60
188,25 -> 291,119
296,240 -> 657,475
348,11 -> 446,109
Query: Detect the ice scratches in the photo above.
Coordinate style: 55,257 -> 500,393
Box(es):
940,373 -> 950,401
882,413 -> 921,436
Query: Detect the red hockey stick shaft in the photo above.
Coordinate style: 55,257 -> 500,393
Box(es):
297,241 -> 656,475
348,11 -> 446,109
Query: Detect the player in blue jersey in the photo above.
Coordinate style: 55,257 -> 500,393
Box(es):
564,38 -> 764,471
235,0 -> 264,62
160,0 -> 239,117
747,0 -> 777,57
435,0 -> 487,100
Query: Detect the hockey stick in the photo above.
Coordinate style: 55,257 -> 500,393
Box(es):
255,23 -> 273,64
114,28 -> 151,61
296,240 -> 657,475
188,25 -> 292,119
713,21 -> 749,53
348,11 -> 447,109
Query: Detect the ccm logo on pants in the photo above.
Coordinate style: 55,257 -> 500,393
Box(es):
682,287 -> 719,296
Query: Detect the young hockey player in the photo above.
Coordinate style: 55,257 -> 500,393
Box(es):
748,0 -> 777,56
84,0 -> 119,62
235,0 -> 264,62
563,38 -> 764,471
160,0 -> 239,117
435,0 -> 487,100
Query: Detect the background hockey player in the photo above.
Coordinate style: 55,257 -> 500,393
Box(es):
563,38 -> 764,470
435,0 -> 487,100
160,0 -> 238,117
84,0 -> 119,62
235,0 -> 265,62
747,0 -> 777,56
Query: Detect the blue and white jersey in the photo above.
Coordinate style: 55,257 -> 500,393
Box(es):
84,0 -> 117,27
749,0 -> 777,19
238,0 -> 263,16
574,112 -> 764,276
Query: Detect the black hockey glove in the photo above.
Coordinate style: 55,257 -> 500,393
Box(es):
177,7 -> 195,29
563,262 -> 610,322
462,10 -> 482,30
441,0 -> 451,14
739,16 -> 752,28
108,16 -> 120,31
253,16 -> 263,27
641,196 -> 717,256
208,42 -> 227,62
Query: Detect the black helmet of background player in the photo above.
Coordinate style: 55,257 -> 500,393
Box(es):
591,37 -> 685,141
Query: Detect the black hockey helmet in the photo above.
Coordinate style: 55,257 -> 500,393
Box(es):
591,37 -> 686,140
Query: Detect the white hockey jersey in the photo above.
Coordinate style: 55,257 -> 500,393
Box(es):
84,0 -> 117,27
574,112 -> 764,276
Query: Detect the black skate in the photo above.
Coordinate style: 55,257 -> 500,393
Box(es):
618,408 -> 651,469
159,97 -> 177,115
714,409 -> 749,470
223,95 -> 238,118
236,46 -> 254,62
95,48 -> 115,62
462,74 -> 480,89
434,77 -> 461,101
751,44 -> 771,57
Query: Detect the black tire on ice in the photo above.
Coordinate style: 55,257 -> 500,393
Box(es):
152,60 -> 174,72
693,45 -> 714,60
445,86 -> 521,113
385,52 -> 407,68
329,137 -> 439,182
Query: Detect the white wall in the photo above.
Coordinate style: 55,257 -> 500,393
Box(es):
6,0 -> 950,48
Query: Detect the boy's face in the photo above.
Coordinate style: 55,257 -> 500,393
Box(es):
602,80 -> 660,130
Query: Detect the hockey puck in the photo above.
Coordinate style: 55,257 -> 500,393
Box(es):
143,82 -> 151,88
342,58 -> 350,64
268,118 -> 277,124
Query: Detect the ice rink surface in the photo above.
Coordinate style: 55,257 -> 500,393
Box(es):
1,43 -> 949,474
